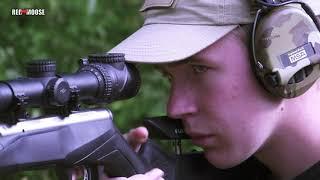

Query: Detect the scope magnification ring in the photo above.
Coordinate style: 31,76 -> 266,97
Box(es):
78,64 -> 112,101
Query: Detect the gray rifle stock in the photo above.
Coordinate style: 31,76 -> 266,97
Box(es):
0,108 -> 149,178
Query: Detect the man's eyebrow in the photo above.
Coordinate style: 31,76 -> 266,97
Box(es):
155,59 -> 191,69
187,56 -> 207,64
154,60 -> 189,74
187,55 -> 219,67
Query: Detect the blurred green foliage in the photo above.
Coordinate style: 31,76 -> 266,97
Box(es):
0,0 -> 170,179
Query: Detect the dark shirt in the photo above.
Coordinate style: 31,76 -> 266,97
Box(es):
140,140 -> 320,180
293,161 -> 320,180
233,157 -> 320,180
174,154 -> 272,180
176,155 -> 320,180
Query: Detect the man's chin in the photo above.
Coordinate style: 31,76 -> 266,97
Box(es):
203,151 -> 243,169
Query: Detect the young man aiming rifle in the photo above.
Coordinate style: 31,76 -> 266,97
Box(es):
103,0 -> 320,179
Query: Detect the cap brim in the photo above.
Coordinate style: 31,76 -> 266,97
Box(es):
108,24 -> 237,63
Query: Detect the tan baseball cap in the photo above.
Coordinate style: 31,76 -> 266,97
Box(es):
108,0 -> 320,63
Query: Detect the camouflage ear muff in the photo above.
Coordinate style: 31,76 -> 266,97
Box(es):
252,0 -> 320,98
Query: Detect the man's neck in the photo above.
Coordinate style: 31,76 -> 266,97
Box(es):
254,116 -> 320,180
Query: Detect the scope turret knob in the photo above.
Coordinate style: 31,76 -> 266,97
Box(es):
88,53 -> 125,63
27,60 -> 56,78
46,78 -> 71,106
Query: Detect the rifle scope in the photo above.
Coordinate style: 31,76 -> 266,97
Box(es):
0,53 -> 140,112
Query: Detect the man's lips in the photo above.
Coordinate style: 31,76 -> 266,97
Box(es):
188,133 -> 215,146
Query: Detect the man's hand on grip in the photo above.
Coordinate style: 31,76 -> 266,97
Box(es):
98,126 -> 164,180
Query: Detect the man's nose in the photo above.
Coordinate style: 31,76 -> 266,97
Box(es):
167,84 -> 198,119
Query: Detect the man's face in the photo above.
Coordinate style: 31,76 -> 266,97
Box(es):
159,31 -> 282,168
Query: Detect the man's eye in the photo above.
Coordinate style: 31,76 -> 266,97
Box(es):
191,65 -> 209,73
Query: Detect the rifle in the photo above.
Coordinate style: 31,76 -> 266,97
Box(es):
0,53 -> 269,180
0,53 -> 149,179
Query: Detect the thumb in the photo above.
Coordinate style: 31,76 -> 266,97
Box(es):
123,126 -> 149,152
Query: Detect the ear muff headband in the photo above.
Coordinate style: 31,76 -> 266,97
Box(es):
252,0 -> 320,98
255,0 -> 320,31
